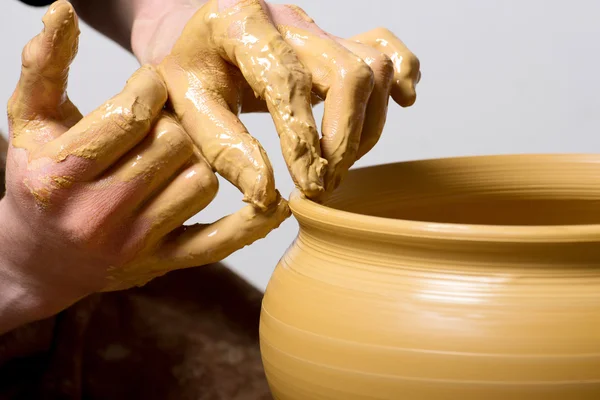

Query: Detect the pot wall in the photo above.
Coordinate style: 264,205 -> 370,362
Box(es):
260,156 -> 600,399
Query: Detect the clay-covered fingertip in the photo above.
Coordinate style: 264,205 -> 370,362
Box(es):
43,0 -> 77,28
293,171 -> 325,198
271,194 -> 292,222
291,155 -> 328,200
47,0 -> 74,16
129,65 -> 165,87
243,188 -> 278,212
247,190 -> 292,224
299,181 -> 328,204
125,65 -> 169,108
392,87 -> 417,108
300,184 -> 325,200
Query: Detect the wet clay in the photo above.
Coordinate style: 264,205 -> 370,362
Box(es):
159,0 -> 420,198
159,0 -> 327,207
273,20 -> 420,186
260,154 -> 600,399
351,27 -> 421,108
104,193 -> 290,291
5,1 -> 290,295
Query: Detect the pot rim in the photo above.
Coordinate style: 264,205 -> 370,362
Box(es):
290,154 -> 600,244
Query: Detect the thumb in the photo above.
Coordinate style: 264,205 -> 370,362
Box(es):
8,0 -> 81,135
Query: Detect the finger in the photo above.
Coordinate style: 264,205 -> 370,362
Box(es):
8,0 -> 82,142
100,113 -> 195,210
38,65 -> 168,181
159,193 -> 290,269
103,194 -> 288,291
351,27 -> 421,107
271,4 -> 374,191
216,0 -> 327,197
158,56 -> 277,210
333,37 -> 394,160
240,89 -> 324,112
135,153 -> 219,247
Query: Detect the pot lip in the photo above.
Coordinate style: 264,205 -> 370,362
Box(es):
290,154 -> 600,244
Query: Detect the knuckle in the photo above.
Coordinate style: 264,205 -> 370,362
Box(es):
409,54 -> 421,73
194,166 -> 219,197
154,117 -> 194,154
283,4 -> 314,23
61,196 -> 132,261
18,173 -> 63,210
372,27 -> 394,39
287,59 -> 312,89
373,52 -> 395,79
111,107 -> 139,132
402,50 -> 420,73
130,65 -> 167,94
341,56 -> 375,90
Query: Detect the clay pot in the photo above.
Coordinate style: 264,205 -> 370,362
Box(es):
260,155 -> 600,399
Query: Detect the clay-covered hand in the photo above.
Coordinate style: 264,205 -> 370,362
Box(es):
131,0 -> 421,201
0,1 -> 289,331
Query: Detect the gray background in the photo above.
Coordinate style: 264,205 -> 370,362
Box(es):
2,0 -> 600,290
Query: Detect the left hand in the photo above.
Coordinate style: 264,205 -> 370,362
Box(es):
130,0 -> 421,201
0,2 -> 290,332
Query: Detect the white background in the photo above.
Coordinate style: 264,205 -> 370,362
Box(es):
2,0 -> 600,290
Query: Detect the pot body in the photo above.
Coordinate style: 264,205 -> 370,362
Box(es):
260,156 -> 600,400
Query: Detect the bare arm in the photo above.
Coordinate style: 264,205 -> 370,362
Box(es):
68,0 -> 205,59
69,0 -> 137,51
0,136 -> 45,333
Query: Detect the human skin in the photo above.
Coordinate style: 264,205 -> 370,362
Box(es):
0,0 -> 420,334
71,0 -> 421,201
0,1 -> 289,334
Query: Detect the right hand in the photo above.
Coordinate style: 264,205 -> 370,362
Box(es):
0,1 -> 289,325
131,0 -> 421,203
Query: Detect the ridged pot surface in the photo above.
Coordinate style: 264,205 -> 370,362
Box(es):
260,154 -> 600,400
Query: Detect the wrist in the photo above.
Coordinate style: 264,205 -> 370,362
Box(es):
0,200 -> 51,333
130,0 -> 206,64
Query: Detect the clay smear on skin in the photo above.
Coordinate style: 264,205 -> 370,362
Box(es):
265,3 -> 420,193
276,25 -> 372,190
8,0 -> 291,291
158,0 -> 327,208
212,0 -> 328,196
352,27 -> 421,107
273,23 -> 420,192
104,193 -> 290,290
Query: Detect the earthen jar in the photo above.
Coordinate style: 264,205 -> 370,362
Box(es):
260,154 -> 600,399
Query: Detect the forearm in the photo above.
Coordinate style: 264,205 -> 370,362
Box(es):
69,0 -> 138,51
69,0 -> 205,62
0,202 -> 46,334
0,144 -> 51,334
0,142 -> 18,334
0,265 -> 41,334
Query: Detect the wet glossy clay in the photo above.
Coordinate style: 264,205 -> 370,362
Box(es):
260,154 -> 600,399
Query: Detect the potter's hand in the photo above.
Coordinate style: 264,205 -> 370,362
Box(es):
0,1 -> 289,333
130,0 -> 421,199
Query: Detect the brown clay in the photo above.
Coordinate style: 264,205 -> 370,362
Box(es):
260,154 -> 600,399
